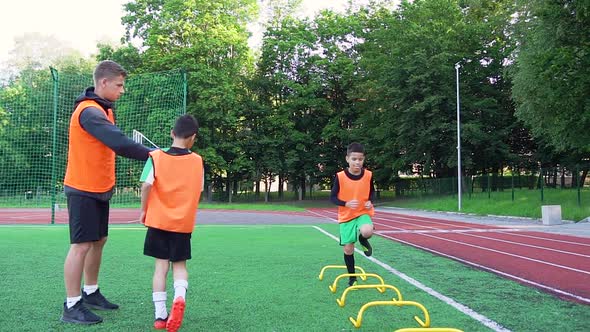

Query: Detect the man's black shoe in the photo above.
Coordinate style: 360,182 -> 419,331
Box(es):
348,277 -> 358,287
82,289 -> 119,310
61,301 -> 103,325
359,235 -> 373,257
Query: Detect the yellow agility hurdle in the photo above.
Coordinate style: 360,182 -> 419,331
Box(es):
318,265 -> 368,281
349,300 -> 430,328
336,284 -> 403,307
395,328 -> 464,332
329,273 -> 386,293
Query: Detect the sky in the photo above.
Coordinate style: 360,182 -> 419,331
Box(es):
0,0 -> 356,65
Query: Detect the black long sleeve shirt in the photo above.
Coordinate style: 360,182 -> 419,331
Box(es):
330,168 -> 376,206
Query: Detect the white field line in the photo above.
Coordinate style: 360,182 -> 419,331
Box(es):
313,224 -> 512,332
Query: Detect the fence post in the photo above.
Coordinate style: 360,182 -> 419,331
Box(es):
50,67 -> 59,225
540,166 -> 544,202
487,172 -> 491,199
577,165 -> 581,207
511,165 -> 515,202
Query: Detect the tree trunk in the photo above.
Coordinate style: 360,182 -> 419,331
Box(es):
278,174 -> 284,199
580,170 -> 588,188
227,178 -> 232,203
264,178 -> 270,203
299,177 -> 306,200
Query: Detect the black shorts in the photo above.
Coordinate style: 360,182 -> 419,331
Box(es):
67,195 -> 109,243
144,227 -> 192,262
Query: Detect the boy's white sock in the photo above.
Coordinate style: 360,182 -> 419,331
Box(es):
83,284 -> 98,295
152,291 -> 168,319
173,280 -> 188,300
66,296 -> 82,309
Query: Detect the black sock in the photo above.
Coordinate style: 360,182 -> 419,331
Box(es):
359,234 -> 370,244
344,253 -> 356,280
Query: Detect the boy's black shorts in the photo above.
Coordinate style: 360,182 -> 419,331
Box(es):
144,227 -> 192,262
67,195 -> 110,244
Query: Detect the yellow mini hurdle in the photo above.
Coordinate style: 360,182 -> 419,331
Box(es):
349,300 -> 430,328
336,284 -> 403,307
318,265 -> 368,281
329,273 -> 386,293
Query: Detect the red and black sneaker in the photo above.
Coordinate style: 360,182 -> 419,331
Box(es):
166,297 -> 186,332
154,317 -> 168,330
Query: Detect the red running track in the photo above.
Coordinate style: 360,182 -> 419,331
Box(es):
309,208 -> 590,305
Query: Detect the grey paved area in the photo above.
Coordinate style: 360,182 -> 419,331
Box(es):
377,206 -> 590,238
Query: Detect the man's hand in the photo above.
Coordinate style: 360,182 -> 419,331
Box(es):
139,210 -> 146,225
346,200 -> 360,209
365,200 -> 373,209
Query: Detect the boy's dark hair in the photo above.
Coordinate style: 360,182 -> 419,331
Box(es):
93,60 -> 127,84
173,115 -> 199,139
347,142 -> 365,155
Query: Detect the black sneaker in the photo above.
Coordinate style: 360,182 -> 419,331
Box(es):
61,301 -> 103,325
359,235 -> 373,257
348,277 -> 358,287
82,288 -> 119,310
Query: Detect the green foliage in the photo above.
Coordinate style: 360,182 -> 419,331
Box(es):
511,0 -> 590,154
122,0 -> 259,198
0,67 -> 185,209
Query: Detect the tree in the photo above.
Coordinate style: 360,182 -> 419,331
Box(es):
122,0 -> 258,200
511,0 -> 590,154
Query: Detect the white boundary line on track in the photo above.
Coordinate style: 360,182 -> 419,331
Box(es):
316,208 -> 590,271
308,208 -> 590,305
377,232 -> 590,305
375,209 -> 590,247
312,224 -> 512,332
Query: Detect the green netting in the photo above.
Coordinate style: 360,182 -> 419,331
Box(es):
0,68 -> 186,221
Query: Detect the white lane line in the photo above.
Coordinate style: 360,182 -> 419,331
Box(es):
313,224 -> 512,332
400,231 -> 590,275
309,208 -> 590,304
375,210 -> 590,247
358,210 -> 590,260
378,233 -> 590,305
377,228 -> 590,259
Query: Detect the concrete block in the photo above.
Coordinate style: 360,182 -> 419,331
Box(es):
542,205 -> 562,225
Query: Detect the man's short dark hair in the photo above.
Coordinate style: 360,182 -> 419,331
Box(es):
94,60 -> 127,84
347,142 -> 365,155
173,115 -> 199,139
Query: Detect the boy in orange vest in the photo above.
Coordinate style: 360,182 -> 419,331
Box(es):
330,142 -> 375,287
139,115 -> 204,332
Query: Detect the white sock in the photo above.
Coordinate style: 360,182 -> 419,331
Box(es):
66,296 -> 82,309
152,291 -> 167,319
83,284 -> 98,295
173,280 -> 188,300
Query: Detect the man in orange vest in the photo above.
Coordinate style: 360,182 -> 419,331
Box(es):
330,142 -> 376,287
61,60 -> 152,325
139,115 -> 203,331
